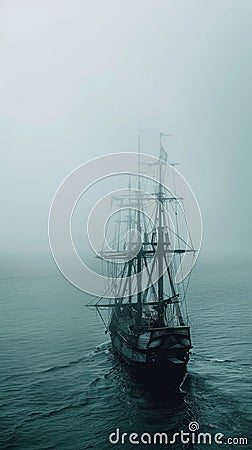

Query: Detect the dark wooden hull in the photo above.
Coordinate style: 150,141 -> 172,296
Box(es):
109,319 -> 192,390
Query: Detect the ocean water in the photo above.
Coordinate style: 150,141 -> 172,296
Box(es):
0,257 -> 251,449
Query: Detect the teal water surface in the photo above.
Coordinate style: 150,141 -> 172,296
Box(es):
0,257 -> 251,449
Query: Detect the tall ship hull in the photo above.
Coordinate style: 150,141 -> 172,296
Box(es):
109,310 -> 192,388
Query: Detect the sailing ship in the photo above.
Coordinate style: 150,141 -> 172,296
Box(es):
88,134 -> 196,389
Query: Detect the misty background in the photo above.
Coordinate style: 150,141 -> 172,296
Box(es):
1,0 -> 252,264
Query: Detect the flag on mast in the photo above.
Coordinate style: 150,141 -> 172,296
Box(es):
159,132 -> 171,162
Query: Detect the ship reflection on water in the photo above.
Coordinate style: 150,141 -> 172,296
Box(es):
104,345 -> 200,428
110,349 -> 188,394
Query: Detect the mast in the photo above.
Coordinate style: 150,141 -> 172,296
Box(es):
136,129 -> 142,322
158,132 -> 184,326
159,132 -> 185,326
94,133 -> 190,328
157,158 -> 164,322
127,177 -> 132,304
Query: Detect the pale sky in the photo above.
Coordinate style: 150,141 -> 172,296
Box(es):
1,0 -> 251,261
